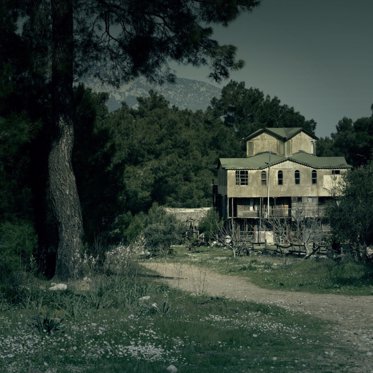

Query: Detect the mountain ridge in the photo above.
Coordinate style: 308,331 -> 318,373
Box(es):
86,77 -> 222,112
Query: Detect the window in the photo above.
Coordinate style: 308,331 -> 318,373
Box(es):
235,170 -> 248,185
311,170 -> 317,184
311,140 -> 316,155
261,171 -> 267,186
294,170 -> 300,184
278,170 -> 283,185
332,169 -> 341,175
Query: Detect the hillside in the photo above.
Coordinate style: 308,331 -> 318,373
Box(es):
86,77 -> 221,111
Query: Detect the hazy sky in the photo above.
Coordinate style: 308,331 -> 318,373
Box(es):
174,0 -> 373,137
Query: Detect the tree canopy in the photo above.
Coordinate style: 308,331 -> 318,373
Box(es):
317,109 -> 373,167
328,162 -> 373,262
4,0 -> 372,278
207,81 -> 317,150
73,0 -> 260,84
4,0 -> 261,279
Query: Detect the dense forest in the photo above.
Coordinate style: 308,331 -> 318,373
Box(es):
1,2 -> 372,279
2,76 -> 373,278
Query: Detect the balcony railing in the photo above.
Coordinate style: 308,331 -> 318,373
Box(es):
235,205 -> 327,219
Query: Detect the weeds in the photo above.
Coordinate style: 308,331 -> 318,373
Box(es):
0,248 -> 369,372
247,257 -> 373,294
163,245 -> 373,295
31,312 -> 64,335
0,282 -> 358,373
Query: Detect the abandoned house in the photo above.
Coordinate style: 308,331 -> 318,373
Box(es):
213,127 -> 351,243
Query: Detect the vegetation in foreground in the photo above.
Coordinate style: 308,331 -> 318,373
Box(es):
0,263 -> 357,373
162,246 -> 373,295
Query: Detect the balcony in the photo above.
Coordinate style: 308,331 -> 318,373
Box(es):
236,207 -> 260,218
291,206 -> 327,218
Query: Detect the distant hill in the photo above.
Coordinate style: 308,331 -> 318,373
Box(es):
86,77 -> 222,112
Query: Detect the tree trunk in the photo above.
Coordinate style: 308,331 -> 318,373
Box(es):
50,0 -> 83,280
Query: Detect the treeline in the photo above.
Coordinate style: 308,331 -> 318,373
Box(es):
73,81 -> 327,246
317,114 -> 373,167
1,73 -> 373,276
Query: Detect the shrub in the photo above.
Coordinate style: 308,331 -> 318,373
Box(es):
198,209 -> 223,242
143,204 -> 183,256
0,220 -> 37,282
328,163 -> 373,262
110,211 -> 146,245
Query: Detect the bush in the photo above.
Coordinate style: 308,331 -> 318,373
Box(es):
143,204 -> 183,256
110,211 -> 146,245
328,163 -> 373,262
0,220 -> 37,282
198,209 -> 223,242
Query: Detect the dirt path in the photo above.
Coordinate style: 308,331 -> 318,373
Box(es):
142,262 -> 373,371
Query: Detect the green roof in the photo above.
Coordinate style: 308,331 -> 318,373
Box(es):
245,127 -> 317,141
219,151 -> 351,170
289,152 -> 351,169
219,152 -> 285,170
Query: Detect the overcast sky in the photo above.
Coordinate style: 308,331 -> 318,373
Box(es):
174,0 -> 373,138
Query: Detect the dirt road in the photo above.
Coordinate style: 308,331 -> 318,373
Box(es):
142,262 -> 373,371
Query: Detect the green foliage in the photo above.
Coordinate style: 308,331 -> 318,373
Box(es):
73,85 -> 326,248
143,205 -> 183,255
331,115 -> 373,167
2,0 -> 260,279
0,2 -> 48,275
317,110 -> 373,166
328,163 -> 373,261
103,92 -> 233,212
0,220 -> 37,282
198,209 -> 223,242
249,258 -> 373,293
316,136 -> 336,156
74,1 -> 260,85
110,212 -> 146,245
207,81 -> 317,149
0,270 -> 355,373
32,312 -> 64,335
0,116 -> 39,220
164,246 -> 373,295
73,86 -> 121,245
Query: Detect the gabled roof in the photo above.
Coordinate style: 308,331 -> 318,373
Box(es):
219,151 -> 351,170
289,151 -> 351,169
219,152 -> 285,170
245,127 -> 318,142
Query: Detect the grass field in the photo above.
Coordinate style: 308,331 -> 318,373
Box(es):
165,245 -> 373,295
0,248 -> 371,372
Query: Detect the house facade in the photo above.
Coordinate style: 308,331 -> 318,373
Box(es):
213,127 -> 351,241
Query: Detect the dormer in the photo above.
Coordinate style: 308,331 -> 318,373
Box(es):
245,127 -> 317,157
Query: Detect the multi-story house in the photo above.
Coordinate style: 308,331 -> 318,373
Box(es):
213,127 -> 351,242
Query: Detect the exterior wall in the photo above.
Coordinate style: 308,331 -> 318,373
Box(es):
285,132 -> 315,155
322,174 -> 344,196
246,133 -> 283,156
224,162 -> 347,199
216,129 -> 347,222
246,131 -> 316,157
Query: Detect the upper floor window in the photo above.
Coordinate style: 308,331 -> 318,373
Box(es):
294,170 -> 300,185
278,170 -> 283,185
236,170 -> 248,185
261,171 -> 267,186
332,169 -> 341,175
311,170 -> 317,184
311,140 -> 316,155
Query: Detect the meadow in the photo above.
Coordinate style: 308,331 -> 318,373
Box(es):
1,247 -> 371,372
166,245 -> 373,295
